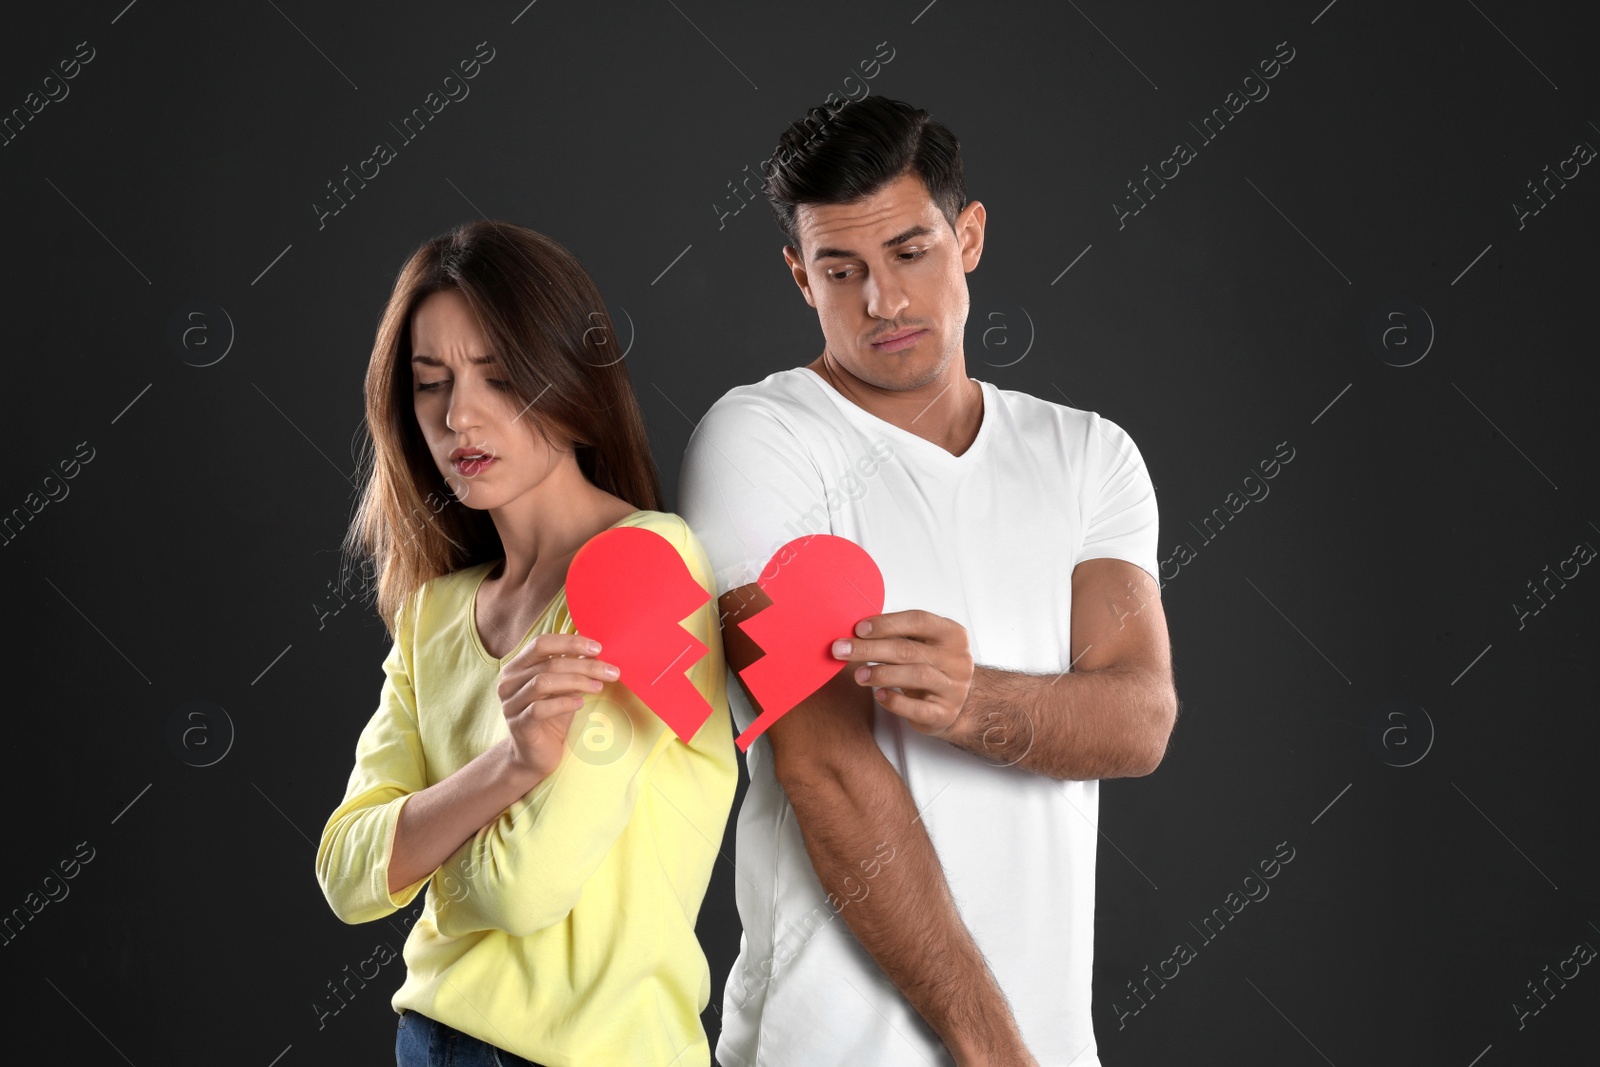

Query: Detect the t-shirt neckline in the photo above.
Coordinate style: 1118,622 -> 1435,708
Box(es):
797,366 -> 993,465
466,508 -> 651,666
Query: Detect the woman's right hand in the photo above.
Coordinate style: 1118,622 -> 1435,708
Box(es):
497,633 -> 621,782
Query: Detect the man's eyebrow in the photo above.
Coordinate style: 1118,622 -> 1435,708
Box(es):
811,224 -> 935,263
410,353 -> 498,366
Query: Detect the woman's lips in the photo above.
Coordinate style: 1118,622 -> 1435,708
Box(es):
871,329 -> 926,353
452,456 -> 496,476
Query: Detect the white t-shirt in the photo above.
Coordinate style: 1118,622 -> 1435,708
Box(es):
677,366 -> 1160,1067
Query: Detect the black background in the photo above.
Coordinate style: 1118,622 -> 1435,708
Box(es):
2,1 -> 1596,1064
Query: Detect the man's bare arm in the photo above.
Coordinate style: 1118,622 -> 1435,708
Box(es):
721,583 -> 1035,1067
934,558 -> 1177,779
834,558 -> 1176,780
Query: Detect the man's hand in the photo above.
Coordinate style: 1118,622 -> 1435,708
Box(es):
831,609 -> 975,738
832,559 -> 1179,780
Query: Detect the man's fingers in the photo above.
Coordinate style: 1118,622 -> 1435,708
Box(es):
834,634 -> 938,666
854,608 -> 934,635
872,687 -> 957,734
854,661 -> 945,694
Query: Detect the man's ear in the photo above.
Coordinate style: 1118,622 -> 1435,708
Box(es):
957,200 -> 986,273
782,244 -> 818,309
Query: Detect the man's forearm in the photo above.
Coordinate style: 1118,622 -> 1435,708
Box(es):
782,758 -> 1031,1065
942,663 -> 1176,780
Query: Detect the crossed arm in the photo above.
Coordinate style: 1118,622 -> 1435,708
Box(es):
721,555 -> 1177,1066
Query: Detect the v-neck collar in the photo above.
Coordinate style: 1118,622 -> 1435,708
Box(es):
465,508 -> 651,666
798,366 -> 994,466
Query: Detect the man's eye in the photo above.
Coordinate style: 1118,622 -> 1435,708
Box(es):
900,249 -> 927,261
829,267 -> 858,281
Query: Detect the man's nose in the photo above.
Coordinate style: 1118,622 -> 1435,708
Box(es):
864,271 -> 910,321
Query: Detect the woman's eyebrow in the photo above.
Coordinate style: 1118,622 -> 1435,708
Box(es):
410,353 -> 498,366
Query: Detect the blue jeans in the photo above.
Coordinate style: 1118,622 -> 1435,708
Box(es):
395,1008 -> 548,1067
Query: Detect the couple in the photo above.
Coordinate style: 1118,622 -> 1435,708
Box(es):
315,96 -> 1178,1067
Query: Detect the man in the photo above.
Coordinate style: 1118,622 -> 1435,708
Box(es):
677,96 -> 1178,1066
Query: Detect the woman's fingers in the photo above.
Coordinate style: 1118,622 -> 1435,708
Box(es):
497,633 -> 620,702
506,632 -> 619,680
526,668 -> 605,698
504,669 -> 609,722
498,659 -> 618,702
520,631 -> 602,663
498,634 -> 616,779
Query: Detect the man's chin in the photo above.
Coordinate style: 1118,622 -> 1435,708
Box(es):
855,352 -> 946,391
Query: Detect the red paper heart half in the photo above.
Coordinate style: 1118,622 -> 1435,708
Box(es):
734,535 -> 885,751
565,526 -> 714,744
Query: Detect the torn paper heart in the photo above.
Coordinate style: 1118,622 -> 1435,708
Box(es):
565,526 -> 714,744
734,535 -> 885,751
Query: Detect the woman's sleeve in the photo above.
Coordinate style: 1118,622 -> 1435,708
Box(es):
315,595 -> 431,924
432,516 -> 720,939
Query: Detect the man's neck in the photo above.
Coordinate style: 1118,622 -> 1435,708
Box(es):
805,353 -> 984,458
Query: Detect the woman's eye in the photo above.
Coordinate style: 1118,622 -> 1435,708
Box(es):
416,378 -> 509,392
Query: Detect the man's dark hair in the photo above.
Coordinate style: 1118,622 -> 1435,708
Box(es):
762,96 -> 968,251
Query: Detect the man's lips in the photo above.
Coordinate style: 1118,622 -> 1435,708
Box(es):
871,329 -> 927,352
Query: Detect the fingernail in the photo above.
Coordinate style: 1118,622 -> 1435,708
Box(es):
586,640 -> 602,654
603,664 -> 620,679
832,639 -> 851,657
856,620 -> 872,636
854,666 -> 870,684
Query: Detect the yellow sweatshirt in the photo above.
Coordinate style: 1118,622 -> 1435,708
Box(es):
315,510 -> 737,1066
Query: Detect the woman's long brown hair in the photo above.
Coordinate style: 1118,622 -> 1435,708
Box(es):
344,220 -> 663,638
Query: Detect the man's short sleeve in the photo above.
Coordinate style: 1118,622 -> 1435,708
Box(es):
676,392 -> 827,598
1075,413 -> 1160,584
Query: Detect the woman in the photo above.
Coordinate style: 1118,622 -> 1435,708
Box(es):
315,220 -> 736,1067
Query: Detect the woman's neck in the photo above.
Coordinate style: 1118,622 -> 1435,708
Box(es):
488,465 -> 637,586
